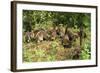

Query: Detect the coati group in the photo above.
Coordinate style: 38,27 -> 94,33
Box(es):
24,26 -> 86,49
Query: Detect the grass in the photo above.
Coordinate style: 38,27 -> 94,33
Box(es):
23,28 -> 91,62
23,38 -> 81,62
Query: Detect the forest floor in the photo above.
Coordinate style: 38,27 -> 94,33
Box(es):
23,38 -> 80,62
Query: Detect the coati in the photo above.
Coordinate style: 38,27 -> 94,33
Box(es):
62,34 -> 71,48
34,29 -> 49,43
49,26 -> 65,41
62,27 -> 81,48
25,31 -> 32,43
50,29 -> 57,41
62,28 -> 74,48
24,29 -> 49,43
56,26 -> 65,38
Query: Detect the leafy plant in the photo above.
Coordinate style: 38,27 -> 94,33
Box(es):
80,40 -> 91,59
34,48 -> 45,57
23,10 -> 91,62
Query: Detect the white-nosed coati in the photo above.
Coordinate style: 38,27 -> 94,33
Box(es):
62,34 -> 71,48
34,29 -> 49,43
35,30 -> 44,43
62,27 -> 78,48
25,31 -> 32,43
56,26 -> 65,38
62,27 -> 72,48
25,29 -> 49,43
50,26 -> 65,41
50,29 -> 57,41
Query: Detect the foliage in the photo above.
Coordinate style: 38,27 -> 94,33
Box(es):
23,10 -> 91,62
23,10 -> 91,31
80,37 -> 91,59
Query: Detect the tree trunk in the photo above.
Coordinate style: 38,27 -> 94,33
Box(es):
80,23 -> 83,46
